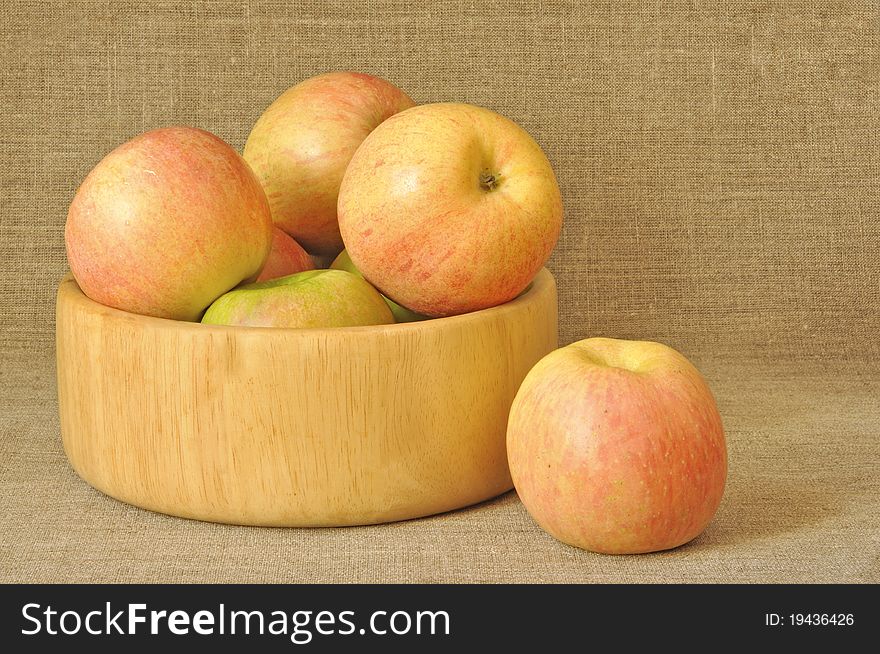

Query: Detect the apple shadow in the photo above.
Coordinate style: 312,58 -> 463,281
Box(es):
683,442 -> 846,550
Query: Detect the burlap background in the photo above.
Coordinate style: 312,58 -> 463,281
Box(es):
1,1 -> 878,582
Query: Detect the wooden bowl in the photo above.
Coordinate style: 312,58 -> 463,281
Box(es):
56,269 -> 558,526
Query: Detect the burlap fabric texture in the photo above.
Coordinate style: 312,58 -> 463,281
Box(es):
1,1 -> 877,582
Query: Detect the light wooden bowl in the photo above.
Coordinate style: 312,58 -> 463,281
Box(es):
56,269 -> 557,526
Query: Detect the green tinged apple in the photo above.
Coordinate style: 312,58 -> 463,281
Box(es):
330,250 -> 428,323
201,269 -> 394,328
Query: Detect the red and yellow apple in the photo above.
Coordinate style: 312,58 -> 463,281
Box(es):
337,102 -> 563,317
243,71 -> 415,256
201,269 -> 393,328
330,250 -> 427,323
506,337 -> 727,554
65,126 -> 272,321
256,227 -> 315,282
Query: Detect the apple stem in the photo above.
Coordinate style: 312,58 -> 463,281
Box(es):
479,171 -> 500,191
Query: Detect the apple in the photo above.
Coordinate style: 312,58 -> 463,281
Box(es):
337,102 -> 563,317
506,337 -> 727,554
256,227 -> 315,282
65,126 -> 273,321
330,250 -> 427,323
201,269 -> 394,328
243,71 -> 415,256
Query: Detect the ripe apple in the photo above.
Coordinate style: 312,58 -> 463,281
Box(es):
330,250 -> 427,323
243,71 -> 415,256
256,227 -> 315,282
337,102 -> 563,317
506,337 -> 727,554
201,269 -> 394,328
65,126 -> 273,321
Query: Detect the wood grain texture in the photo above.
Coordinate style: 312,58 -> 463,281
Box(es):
56,269 -> 558,526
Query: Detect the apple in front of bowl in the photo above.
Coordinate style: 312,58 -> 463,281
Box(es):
337,102 -> 563,317
65,126 -> 273,322
506,337 -> 727,554
330,250 -> 426,323
201,269 -> 394,329
256,227 -> 315,282
243,71 -> 415,256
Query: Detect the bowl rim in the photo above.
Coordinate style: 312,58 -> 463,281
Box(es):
57,267 -> 555,336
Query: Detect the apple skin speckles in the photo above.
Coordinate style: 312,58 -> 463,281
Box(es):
507,338 -> 727,555
65,126 -> 273,322
201,269 -> 393,329
337,102 -> 563,318
243,72 -> 415,256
